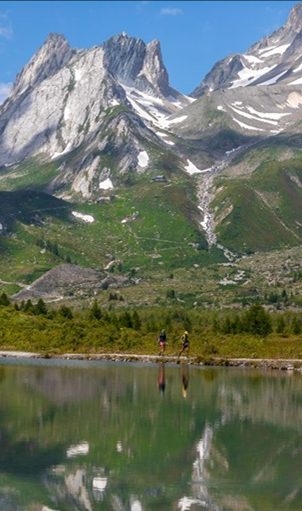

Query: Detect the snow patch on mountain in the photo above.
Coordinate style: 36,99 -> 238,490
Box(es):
293,62 -> 302,73
168,115 -> 187,125
286,92 -> 302,108
230,64 -> 276,88
258,43 -> 290,58
72,212 -> 95,223
156,131 -> 175,145
51,142 -> 73,160
245,106 -> 290,120
122,84 -> 191,132
99,178 -> 113,190
184,159 -> 211,175
74,67 -> 84,82
232,118 -> 266,131
243,54 -> 263,65
230,105 -> 278,125
137,150 -> 149,168
258,70 -> 288,86
257,45 -> 276,55
289,76 -> 302,85
177,497 -> 203,511
109,98 -> 120,106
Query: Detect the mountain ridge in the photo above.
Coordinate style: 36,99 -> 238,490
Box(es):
1,3 -> 302,297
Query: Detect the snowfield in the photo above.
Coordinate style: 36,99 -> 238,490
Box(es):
230,64 -> 276,88
99,177 -> 113,190
72,211 -> 95,223
137,150 -> 149,168
259,43 -> 290,58
184,159 -> 211,175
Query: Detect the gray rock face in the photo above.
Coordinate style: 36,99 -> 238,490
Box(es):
103,33 -> 172,96
12,33 -> 75,97
165,3 -> 302,145
192,3 -> 302,96
0,31 -> 189,197
192,55 -> 244,97
12,263 -> 129,301
2,4 -> 302,203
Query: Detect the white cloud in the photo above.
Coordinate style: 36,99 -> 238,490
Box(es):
160,7 -> 183,16
0,12 -> 13,39
0,26 -> 13,39
0,82 -> 12,104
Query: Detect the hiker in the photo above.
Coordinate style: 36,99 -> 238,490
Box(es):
158,362 -> 166,395
158,329 -> 167,355
178,331 -> 190,358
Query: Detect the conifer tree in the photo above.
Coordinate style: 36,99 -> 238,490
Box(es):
24,299 -> 34,313
0,292 -> 10,306
243,304 -> 272,336
276,315 -> 286,334
132,311 -> 141,330
120,311 -> 133,328
34,298 -> 48,316
59,305 -> 73,319
291,316 -> 301,335
90,299 -> 102,320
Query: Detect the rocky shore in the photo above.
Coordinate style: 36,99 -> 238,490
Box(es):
0,351 -> 301,372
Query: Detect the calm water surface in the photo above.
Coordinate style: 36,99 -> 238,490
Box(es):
0,358 -> 301,511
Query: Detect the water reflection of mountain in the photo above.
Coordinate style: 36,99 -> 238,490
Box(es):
178,370 -> 302,511
218,371 -> 302,430
0,364 -> 302,510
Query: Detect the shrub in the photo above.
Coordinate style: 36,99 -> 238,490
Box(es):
243,304 -> 272,337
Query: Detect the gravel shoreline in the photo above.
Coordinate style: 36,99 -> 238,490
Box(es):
0,351 -> 301,371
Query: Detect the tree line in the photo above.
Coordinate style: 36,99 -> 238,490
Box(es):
0,292 -> 301,339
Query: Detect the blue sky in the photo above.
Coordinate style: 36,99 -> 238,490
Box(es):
0,0 -> 299,100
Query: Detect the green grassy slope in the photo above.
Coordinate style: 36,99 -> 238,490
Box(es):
212,155 -> 302,253
0,159 -> 60,191
0,174 -> 224,293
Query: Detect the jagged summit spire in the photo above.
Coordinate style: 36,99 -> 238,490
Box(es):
102,32 -> 172,96
12,32 -> 74,95
44,32 -> 68,43
286,2 -> 302,33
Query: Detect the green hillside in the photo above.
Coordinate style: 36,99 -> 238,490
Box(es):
213,155 -> 302,253
0,171 -> 223,294
0,159 -> 61,191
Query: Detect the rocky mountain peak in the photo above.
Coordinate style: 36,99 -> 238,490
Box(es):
103,32 -> 146,80
285,3 -> 302,34
102,33 -> 171,97
192,2 -> 302,97
45,32 -> 68,44
142,39 -> 170,95
12,32 -> 74,96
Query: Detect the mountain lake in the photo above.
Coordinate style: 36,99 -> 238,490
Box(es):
0,357 -> 301,511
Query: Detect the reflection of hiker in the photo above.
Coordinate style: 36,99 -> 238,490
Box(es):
158,329 -> 167,355
178,331 -> 190,358
158,362 -> 166,395
181,363 -> 189,398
